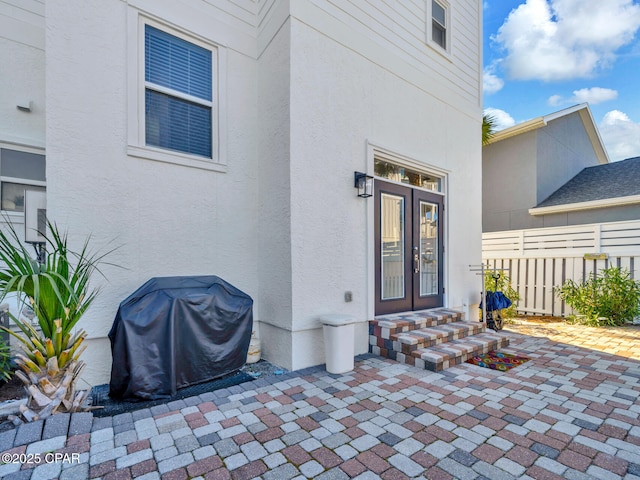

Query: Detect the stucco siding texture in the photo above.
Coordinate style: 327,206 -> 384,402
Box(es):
45,0 -> 261,385
0,3 -> 45,147
7,0 -> 483,381
288,14 -> 482,353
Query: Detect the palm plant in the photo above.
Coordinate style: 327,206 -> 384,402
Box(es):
0,337 -> 11,382
0,220 -> 111,422
482,114 -> 497,145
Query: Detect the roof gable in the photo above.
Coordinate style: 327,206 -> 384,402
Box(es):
485,104 -> 609,165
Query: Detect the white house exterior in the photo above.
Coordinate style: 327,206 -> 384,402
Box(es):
1,0 -> 483,386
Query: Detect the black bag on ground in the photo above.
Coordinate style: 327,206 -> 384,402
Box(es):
108,276 -> 253,400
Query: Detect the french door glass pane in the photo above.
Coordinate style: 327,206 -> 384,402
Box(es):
381,193 -> 405,300
419,201 -> 438,296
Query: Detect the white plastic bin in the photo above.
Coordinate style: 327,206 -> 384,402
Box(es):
320,314 -> 358,374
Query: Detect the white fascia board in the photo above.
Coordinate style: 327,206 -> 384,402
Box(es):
485,104 -> 588,145
529,194 -> 640,215
484,117 -> 545,144
576,106 -> 610,164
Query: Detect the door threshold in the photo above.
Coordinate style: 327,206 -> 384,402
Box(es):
374,306 -> 453,320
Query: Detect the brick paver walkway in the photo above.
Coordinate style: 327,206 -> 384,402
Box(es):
1,320 -> 639,480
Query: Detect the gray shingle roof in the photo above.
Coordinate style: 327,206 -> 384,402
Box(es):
535,156 -> 640,208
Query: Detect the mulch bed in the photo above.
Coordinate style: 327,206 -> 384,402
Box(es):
0,375 -> 25,403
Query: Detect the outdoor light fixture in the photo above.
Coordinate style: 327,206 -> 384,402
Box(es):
354,171 -> 373,198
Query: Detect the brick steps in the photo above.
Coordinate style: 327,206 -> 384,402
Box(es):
392,321 -> 486,355
369,308 -> 510,372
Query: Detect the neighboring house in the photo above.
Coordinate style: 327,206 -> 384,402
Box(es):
528,156 -> 640,226
1,0 -> 483,386
482,104 -> 640,316
483,104 -> 609,233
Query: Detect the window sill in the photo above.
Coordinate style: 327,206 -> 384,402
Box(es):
426,42 -> 453,63
127,145 -> 227,172
0,211 -> 25,222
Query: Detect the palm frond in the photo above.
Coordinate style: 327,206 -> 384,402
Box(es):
482,114 -> 497,146
0,216 -> 116,339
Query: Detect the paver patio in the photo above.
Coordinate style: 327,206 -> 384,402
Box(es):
1,319 -> 639,480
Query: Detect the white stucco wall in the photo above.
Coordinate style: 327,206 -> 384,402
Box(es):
5,0 -> 483,382
0,1 -> 45,148
0,1 -> 46,333
45,0 -> 260,386
285,15 -> 482,370
256,16 -> 294,370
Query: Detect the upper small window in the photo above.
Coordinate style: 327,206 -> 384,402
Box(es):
431,1 -> 447,49
144,25 -> 213,158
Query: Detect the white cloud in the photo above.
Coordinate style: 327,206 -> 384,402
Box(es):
599,110 -> 640,161
483,69 -> 504,94
547,87 -> 618,106
571,87 -> 618,104
494,0 -> 640,81
548,95 -> 563,107
484,108 -> 516,130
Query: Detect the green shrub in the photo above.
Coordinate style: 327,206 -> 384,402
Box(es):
483,270 -> 520,318
556,267 -> 640,326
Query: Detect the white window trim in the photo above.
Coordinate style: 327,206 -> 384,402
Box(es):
368,142 -> 449,197
127,10 -> 227,172
426,0 -> 452,61
365,141 -> 450,319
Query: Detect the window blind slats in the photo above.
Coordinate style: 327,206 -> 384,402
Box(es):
144,25 -> 213,159
145,90 -> 212,158
145,25 -> 212,101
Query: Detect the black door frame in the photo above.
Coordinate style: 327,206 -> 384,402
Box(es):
374,180 -> 444,315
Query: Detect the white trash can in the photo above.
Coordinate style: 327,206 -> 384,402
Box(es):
320,314 -> 358,374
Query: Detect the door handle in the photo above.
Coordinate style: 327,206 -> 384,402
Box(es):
413,246 -> 420,273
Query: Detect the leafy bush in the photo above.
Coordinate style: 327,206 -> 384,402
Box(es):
483,270 -> 520,318
556,267 -> 640,326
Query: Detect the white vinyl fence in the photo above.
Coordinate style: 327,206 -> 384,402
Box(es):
482,219 -> 640,316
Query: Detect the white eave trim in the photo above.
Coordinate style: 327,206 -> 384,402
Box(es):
529,194 -> 640,215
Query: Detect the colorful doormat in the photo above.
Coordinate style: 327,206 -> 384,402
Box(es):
466,351 -> 530,371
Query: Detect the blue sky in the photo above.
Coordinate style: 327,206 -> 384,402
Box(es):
483,0 -> 640,161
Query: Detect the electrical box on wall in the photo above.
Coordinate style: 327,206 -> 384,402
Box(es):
24,189 -> 47,243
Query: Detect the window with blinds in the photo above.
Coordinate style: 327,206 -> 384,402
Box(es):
432,1 -> 447,50
144,25 -> 213,158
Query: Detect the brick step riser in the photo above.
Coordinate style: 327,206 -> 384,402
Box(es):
369,336 -> 510,372
390,324 -> 486,355
369,312 -> 464,338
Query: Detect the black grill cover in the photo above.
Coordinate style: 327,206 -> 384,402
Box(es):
108,276 -> 253,400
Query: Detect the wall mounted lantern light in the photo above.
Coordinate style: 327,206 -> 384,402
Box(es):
354,172 -> 373,198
